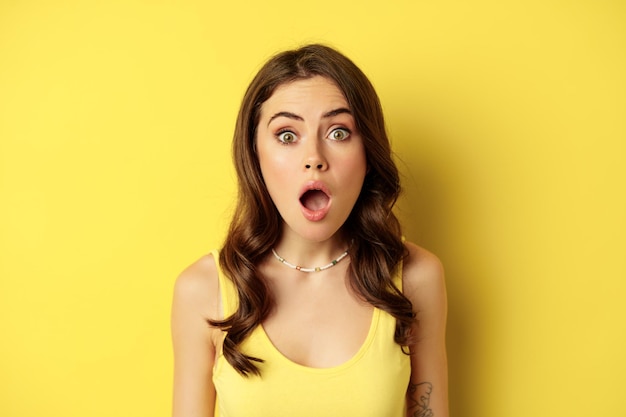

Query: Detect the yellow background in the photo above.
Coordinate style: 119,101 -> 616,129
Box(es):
1,1 -> 624,416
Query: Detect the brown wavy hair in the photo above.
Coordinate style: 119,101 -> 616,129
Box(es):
209,44 -> 415,376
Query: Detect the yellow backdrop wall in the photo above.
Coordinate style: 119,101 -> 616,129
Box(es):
1,1 -> 624,416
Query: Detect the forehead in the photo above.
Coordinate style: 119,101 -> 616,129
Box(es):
260,76 -> 349,117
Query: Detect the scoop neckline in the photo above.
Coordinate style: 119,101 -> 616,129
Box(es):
256,308 -> 380,374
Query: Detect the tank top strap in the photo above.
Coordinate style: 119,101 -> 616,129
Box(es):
210,249 -> 239,318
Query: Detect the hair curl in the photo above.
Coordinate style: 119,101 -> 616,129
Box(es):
208,44 -> 414,376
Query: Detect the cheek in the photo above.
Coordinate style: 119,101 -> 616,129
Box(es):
258,151 -> 292,195
345,147 -> 367,177
338,152 -> 367,197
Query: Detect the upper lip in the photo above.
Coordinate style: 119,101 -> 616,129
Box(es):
298,180 -> 331,199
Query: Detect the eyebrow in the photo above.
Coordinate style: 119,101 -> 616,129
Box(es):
267,107 -> 353,126
322,107 -> 352,118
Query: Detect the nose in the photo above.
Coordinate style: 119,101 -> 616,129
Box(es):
303,139 -> 328,171
305,161 -> 326,170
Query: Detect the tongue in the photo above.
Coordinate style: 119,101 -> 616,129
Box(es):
300,190 -> 329,211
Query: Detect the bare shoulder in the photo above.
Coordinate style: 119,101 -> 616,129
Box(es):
171,254 -> 222,416
402,242 -> 449,416
402,241 -> 447,318
172,253 -> 221,322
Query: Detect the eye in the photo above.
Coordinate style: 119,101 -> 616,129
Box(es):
328,128 -> 350,141
277,130 -> 297,144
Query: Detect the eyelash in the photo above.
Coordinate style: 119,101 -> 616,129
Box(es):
274,127 -> 352,145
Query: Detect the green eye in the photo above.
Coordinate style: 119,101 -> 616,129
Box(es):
329,128 -> 350,141
277,131 -> 296,143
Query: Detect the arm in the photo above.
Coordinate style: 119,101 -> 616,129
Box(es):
403,242 -> 449,417
171,255 -> 222,417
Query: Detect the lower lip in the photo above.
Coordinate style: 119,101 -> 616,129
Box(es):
300,202 -> 331,222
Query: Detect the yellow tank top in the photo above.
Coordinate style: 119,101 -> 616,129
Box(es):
211,250 -> 411,417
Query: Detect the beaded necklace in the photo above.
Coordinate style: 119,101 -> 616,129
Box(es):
271,248 -> 349,273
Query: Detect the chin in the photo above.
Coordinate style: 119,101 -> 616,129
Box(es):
284,216 -> 348,244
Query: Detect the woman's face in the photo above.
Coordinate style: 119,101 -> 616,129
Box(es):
256,76 -> 367,243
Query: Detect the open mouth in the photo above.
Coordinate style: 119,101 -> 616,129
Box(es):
300,189 -> 330,211
298,181 -> 332,222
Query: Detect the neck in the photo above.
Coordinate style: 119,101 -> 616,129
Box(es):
273,230 -> 350,268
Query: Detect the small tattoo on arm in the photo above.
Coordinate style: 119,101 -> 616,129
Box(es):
407,382 -> 434,417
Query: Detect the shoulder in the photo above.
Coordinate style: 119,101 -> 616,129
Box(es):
171,254 -> 222,415
172,253 -> 221,321
401,241 -> 446,312
402,243 -> 450,417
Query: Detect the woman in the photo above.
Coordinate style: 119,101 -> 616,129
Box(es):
171,44 -> 448,417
